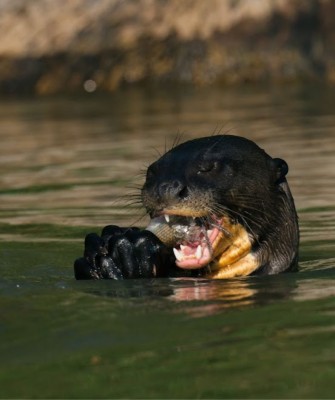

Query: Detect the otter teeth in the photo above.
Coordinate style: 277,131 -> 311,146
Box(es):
173,244 -> 204,262
173,248 -> 183,261
195,245 -> 202,259
164,214 -> 170,223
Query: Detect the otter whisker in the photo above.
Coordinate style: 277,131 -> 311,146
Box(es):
210,202 -> 267,228
168,131 -> 184,153
209,203 -> 263,240
201,224 -> 214,256
130,211 -> 149,227
206,216 -> 232,237
125,185 -> 144,191
225,194 -> 279,220
124,194 -> 143,200
122,201 -> 144,208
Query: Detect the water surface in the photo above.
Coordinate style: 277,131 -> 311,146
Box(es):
0,84 -> 335,398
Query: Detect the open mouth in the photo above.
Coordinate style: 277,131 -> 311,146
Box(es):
146,213 -> 230,269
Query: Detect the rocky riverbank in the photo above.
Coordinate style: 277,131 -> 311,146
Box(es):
1,0 -> 335,94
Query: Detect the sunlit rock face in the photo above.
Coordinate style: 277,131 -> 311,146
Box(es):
1,0 -> 335,94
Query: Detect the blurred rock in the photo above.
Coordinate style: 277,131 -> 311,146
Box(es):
1,0 -> 335,94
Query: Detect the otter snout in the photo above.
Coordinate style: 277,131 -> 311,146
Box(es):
157,180 -> 188,203
143,178 -> 190,213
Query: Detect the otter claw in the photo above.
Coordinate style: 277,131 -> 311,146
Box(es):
74,226 -> 174,280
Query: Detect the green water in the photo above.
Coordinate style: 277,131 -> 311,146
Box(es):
1,84 -> 335,398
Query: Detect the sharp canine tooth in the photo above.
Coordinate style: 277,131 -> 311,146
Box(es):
195,245 -> 202,259
173,248 -> 183,261
203,247 -> 211,259
164,214 -> 170,223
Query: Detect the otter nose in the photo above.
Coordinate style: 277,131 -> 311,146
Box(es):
158,180 -> 188,203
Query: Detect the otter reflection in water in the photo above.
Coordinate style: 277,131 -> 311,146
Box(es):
78,276 -> 300,318
74,135 -> 299,280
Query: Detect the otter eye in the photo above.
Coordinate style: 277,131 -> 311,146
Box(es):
197,161 -> 218,174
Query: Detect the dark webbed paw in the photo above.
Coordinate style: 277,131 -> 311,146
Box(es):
74,225 -> 174,280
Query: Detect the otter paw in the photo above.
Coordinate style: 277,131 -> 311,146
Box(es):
74,226 -> 173,280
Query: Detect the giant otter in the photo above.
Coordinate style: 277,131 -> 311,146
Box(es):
74,135 -> 299,280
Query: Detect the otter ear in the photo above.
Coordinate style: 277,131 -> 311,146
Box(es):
272,158 -> 288,183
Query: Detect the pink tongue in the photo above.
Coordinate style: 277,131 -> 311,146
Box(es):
182,247 -> 193,256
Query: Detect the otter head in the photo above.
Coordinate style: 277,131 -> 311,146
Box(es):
142,135 -> 299,277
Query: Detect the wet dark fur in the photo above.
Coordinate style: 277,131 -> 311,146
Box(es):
142,135 -> 299,274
